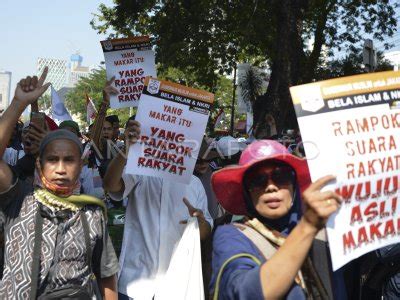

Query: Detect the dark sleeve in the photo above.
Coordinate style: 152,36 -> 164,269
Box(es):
0,171 -> 25,212
210,225 -> 264,300
376,244 -> 400,263
92,215 -> 119,279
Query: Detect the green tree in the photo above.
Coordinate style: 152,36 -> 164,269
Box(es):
92,0 -> 398,135
64,68 -> 131,126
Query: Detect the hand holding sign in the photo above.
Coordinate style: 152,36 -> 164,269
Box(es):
180,197 -> 206,222
125,120 -> 141,148
180,197 -> 211,240
102,76 -> 118,105
302,175 -> 342,231
14,67 -> 51,109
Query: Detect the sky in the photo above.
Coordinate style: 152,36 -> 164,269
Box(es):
0,0 -> 114,95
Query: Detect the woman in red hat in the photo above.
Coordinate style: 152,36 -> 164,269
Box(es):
210,140 -> 346,300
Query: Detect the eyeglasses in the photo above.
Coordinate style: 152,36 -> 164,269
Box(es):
245,166 -> 295,191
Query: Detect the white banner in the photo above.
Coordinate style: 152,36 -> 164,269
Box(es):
126,78 -> 214,184
290,71 -> 400,270
101,36 -> 156,109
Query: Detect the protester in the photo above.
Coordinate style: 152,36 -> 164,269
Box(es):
105,114 -> 121,144
59,119 -> 82,137
103,119 -> 213,299
194,139 -> 221,220
214,135 -> 246,168
60,120 -> 96,196
103,117 -> 115,141
0,69 -> 119,299
210,140 -> 346,299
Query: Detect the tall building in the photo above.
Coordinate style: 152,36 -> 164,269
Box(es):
37,58 -> 68,91
37,54 -> 91,98
0,71 -> 12,111
67,54 -> 91,87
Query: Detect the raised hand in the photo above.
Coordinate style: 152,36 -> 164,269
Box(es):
102,76 -> 118,104
301,175 -> 342,230
180,197 -> 207,224
124,120 -> 141,148
13,67 -> 51,109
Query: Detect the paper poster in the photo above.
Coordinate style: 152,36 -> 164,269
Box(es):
126,77 -> 214,184
101,36 -> 156,109
290,71 -> 400,271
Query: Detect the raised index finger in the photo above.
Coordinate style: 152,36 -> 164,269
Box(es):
183,197 -> 196,212
106,76 -> 116,87
38,66 -> 48,87
309,175 -> 336,192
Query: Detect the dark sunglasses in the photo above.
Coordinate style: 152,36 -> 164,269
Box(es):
246,166 -> 295,191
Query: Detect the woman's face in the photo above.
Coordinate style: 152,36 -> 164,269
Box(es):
245,163 -> 295,219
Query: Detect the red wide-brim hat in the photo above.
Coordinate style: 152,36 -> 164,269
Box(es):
211,140 -> 311,215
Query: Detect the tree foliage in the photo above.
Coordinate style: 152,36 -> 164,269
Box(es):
92,0 -> 398,135
64,68 -> 131,127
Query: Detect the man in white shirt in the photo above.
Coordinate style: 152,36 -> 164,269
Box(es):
103,119 -> 212,300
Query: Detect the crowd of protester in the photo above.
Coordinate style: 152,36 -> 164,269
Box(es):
0,68 -> 399,300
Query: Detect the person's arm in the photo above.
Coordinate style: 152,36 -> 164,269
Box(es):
91,77 -> 117,152
0,68 -> 50,193
181,197 -> 211,241
99,274 -> 118,300
103,120 -> 140,194
259,175 -> 341,299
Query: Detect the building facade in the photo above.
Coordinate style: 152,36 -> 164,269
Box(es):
0,71 -> 12,111
36,53 -> 91,92
37,58 -> 68,91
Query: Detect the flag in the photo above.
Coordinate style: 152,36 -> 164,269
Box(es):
213,108 -> 225,129
51,86 -> 72,122
85,93 -> 97,124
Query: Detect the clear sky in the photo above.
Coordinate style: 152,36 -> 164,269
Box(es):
0,0 -> 114,94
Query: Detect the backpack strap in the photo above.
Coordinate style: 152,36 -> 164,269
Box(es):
212,253 -> 261,300
233,222 -> 307,291
80,211 -> 92,274
233,223 -> 278,259
29,207 -> 44,299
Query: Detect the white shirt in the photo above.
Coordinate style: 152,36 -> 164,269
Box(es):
2,147 -> 25,166
109,174 -> 212,299
80,165 -> 96,197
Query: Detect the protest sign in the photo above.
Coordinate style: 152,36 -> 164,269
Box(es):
290,71 -> 400,270
101,36 -> 156,109
126,77 -> 214,184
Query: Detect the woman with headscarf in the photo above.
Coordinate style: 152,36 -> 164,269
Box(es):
210,140 -> 346,299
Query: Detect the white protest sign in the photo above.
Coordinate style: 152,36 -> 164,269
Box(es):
126,77 -> 214,184
290,71 -> 400,270
101,36 -> 156,109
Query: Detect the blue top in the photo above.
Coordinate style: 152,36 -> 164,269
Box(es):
210,224 -> 305,300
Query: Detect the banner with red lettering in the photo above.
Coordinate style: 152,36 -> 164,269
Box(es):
101,36 -> 156,109
290,71 -> 400,270
126,77 -> 214,184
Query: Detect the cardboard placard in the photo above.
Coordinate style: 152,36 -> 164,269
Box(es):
101,36 -> 156,108
126,77 -> 214,184
290,71 -> 400,270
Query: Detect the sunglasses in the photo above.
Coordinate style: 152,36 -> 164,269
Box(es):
245,165 -> 295,191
